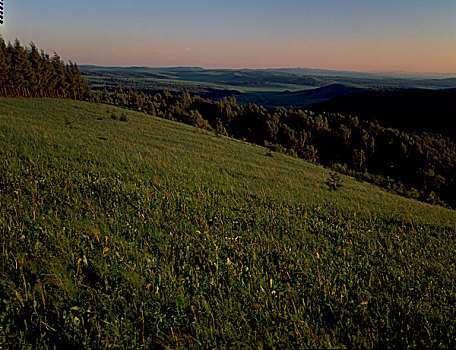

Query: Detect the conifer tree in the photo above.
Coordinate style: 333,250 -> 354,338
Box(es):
0,36 -> 90,100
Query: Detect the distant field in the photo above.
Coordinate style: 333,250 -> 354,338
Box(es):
1,98 -> 455,348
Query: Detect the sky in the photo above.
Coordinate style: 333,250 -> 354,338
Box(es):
1,0 -> 455,73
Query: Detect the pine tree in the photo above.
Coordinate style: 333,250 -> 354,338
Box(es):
0,38 -> 90,99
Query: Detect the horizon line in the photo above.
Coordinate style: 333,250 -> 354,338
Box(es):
79,64 -> 456,77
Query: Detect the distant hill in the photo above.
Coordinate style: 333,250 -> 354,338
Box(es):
278,83 -> 366,105
263,67 -> 380,79
309,88 -> 456,139
80,65 -> 331,91
81,65 -> 456,109
263,67 -> 456,79
157,66 -> 206,72
235,84 -> 366,108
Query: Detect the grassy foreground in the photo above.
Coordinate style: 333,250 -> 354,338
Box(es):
0,98 -> 455,348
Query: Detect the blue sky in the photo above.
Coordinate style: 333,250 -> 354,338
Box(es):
1,0 -> 455,72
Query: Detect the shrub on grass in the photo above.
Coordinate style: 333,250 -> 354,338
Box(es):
326,170 -> 343,190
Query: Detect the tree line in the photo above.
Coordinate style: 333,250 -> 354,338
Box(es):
0,38 -> 90,99
93,88 -> 456,208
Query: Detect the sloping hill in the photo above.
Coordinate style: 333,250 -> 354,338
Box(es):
310,88 -> 456,139
1,98 -> 455,348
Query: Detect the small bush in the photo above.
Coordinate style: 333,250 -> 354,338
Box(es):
326,170 -> 343,191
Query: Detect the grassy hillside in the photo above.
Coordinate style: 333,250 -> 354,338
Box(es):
1,98 -> 455,348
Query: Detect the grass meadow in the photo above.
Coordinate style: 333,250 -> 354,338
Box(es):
0,98 -> 455,348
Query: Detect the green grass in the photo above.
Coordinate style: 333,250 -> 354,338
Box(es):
1,98 -> 455,348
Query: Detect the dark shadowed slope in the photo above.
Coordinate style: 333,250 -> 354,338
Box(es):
309,88 -> 456,139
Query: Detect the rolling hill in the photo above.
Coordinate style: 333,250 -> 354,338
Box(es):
1,98 -> 455,348
80,66 -> 456,112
